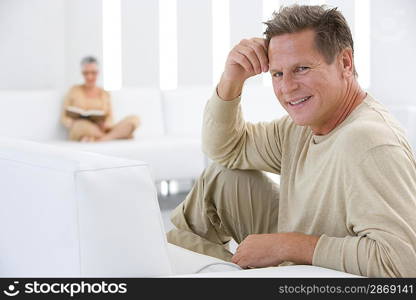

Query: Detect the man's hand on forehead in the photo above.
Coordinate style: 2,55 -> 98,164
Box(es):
225,38 -> 269,79
218,37 -> 270,100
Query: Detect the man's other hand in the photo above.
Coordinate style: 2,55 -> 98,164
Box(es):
231,232 -> 319,269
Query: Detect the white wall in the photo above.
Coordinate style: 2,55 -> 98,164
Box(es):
230,0 -> 263,86
368,0 -> 416,106
0,0 -> 102,90
65,0 -> 103,88
177,0 -> 212,86
0,0 -> 66,89
121,0 -> 159,88
0,0 -> 415,108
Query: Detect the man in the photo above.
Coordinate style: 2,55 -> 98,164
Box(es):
167,5 -> 416,277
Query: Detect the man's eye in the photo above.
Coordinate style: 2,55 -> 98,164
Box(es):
273,72 -> 283,78
296,66 -> 309,72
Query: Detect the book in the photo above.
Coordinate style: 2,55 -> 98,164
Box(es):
66,106 -> 106,122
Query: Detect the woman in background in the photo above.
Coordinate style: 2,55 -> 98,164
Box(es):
61,56 -> 140,142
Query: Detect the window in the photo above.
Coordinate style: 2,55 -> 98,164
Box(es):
212,0 -> 230,86
159,0 -> 178,90
102,0 -> 122,91
354,0 -> 371,89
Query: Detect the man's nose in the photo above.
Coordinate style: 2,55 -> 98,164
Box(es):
280,74 -> 299,94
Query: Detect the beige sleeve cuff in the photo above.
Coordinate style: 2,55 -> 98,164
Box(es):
312,234 -> 364,276
205,89 -> 242,124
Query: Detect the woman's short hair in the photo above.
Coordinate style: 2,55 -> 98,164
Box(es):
80,56 -> 99,67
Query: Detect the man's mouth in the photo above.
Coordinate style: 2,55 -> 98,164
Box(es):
288,96 -> 312,106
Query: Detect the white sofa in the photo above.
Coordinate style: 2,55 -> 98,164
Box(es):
0,137 -> 358,277
0,87 -> 211,182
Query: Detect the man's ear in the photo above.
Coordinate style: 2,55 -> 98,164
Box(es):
339,48 -> 354,78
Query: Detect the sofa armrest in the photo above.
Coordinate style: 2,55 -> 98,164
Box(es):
172,265 -> 361,277
0,138 -> 172,277
167,243 -> 241,275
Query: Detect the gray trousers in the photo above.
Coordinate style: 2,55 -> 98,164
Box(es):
166,163 -> 280,262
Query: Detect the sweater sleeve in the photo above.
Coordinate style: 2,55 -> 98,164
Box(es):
312,145 -> 416,277
201,89 -> 284,174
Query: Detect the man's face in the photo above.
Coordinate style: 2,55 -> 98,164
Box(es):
268,29 -> 346,132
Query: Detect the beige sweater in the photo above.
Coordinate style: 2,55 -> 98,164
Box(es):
202,90 -> 416,277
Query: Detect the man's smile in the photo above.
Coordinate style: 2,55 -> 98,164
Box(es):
287,95 -> 313,107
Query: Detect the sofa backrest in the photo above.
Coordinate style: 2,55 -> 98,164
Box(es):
1,87 -> 415,150
162,85 -> 288,137
0,88 -> 165,141
240,85 -> 287,123
162,86 -> 213,137
386,105 -> 416,150
111,88 -> 164,138
0,90 -> 66,141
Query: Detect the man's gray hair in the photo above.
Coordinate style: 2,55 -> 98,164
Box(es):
80,56 -> 99,67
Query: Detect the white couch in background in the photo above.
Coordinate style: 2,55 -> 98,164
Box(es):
0,85 -> 287,183
0,87 -> 210,182
52,86 -> 210,182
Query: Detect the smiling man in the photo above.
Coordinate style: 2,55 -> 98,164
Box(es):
167,5 -> 416,277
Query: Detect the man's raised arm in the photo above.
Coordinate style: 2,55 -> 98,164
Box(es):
202,38 -> 282,173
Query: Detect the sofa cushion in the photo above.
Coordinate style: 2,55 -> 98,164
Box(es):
111,88 -> 165,138
50,137 -> 206,181
174,265 -> 360,277
167,243 -> 239,275
0,89 -> 66,141
162,85 -> 288,138
240,85 -> 287,123
162,86 -> 213,137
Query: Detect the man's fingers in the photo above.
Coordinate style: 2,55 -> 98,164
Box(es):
233,246 -> 257,269
221,37 -> 268,85
231,254 -> 239,264
251,39 -> 269,72
236,45 -> 262,74
232,254 -> 244,267
251,37 -> 267,47
229,51 -> 253,74
241,38 -> 269,73
235,258 -> 250,269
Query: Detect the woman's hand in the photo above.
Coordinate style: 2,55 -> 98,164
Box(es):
97,120 -> 111,131
64,118 -> 74,129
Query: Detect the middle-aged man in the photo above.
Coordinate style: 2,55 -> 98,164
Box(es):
167,5 -> 416,277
